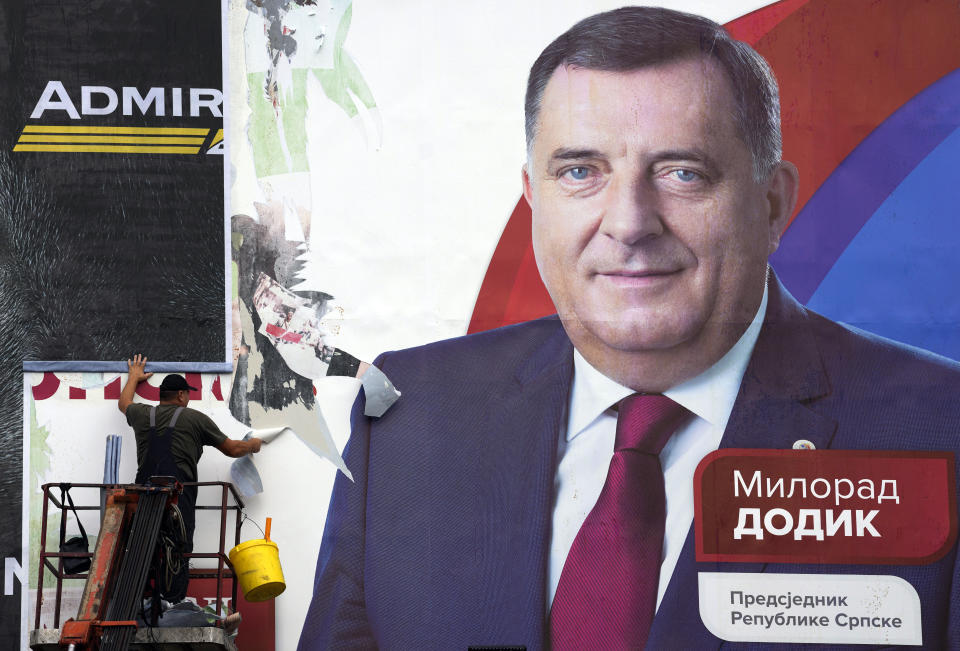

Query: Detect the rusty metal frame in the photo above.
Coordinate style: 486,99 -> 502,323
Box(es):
34,481 -> 245,629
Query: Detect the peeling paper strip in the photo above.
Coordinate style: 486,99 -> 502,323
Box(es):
230,455 -> 264,497
297,406 -> 353,481
229,412 -> 353,494
245,426 -> 287,444
361,364 -> 400,417
230,428 -> 288,497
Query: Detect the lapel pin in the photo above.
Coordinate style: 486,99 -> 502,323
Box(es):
792,439 -> 816,450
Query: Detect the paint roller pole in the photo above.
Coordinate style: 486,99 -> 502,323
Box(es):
108,435 -> 116,482
110,433 -> 116,479
101,435 -> 113,523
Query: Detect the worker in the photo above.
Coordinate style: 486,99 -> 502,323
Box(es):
118,354 -> 262,557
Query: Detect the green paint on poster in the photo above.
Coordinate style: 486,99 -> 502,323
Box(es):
233,259 -> 240,301
246,3 -> 377,179
247,69 -> 311,178
313,4 -> 377,116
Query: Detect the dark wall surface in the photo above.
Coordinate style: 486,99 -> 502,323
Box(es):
0,1 -> 225,642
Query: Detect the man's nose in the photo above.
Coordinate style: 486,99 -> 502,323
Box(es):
599,175 -> 664,244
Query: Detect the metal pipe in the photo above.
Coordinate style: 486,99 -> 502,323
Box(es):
35,485 -> 50,629
114,436 -> 122,483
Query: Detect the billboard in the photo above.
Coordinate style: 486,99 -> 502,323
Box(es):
6,1 -> 960,648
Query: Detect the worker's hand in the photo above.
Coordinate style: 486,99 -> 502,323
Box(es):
248,437 -> 262,454
127,354 -> 154,383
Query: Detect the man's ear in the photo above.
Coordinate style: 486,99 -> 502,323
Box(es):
522,164 -> 533,206
766,160 -> 799,255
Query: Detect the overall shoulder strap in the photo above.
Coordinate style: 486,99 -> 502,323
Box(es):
167,406 -> 185,430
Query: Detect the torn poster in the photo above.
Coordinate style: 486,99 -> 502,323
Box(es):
361,365 -> 400,418
230,212 -> 398,484
229,418 -> 353,497
252,272 -> 337,379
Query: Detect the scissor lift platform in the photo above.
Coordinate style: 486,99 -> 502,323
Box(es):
30,481 -> 247,651
29,626 -> 237,651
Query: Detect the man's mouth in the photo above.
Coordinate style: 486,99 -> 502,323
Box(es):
596,268 -> 682,287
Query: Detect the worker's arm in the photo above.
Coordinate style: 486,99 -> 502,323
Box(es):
118,354 -> 153,414
217,437 -> 262,458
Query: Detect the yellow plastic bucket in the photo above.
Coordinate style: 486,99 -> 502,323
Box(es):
229,538 -> 286,602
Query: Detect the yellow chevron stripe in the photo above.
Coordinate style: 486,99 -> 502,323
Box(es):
13,144 -> 202,154
22,125 -> 210,135
19,134 -> 206,145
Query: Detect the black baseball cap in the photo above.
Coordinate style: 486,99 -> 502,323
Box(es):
159,375 -> 197,392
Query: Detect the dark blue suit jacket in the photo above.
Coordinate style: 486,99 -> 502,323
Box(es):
299,276 -> 960,650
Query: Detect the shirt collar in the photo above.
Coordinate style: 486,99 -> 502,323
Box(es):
566,283 -> 768,441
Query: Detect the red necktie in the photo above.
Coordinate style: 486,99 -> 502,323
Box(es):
550,394 -> 690,650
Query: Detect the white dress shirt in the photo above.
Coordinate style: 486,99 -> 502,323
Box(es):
548,285 -> 768,611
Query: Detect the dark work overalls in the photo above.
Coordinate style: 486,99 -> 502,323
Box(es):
134,406 -> 197,552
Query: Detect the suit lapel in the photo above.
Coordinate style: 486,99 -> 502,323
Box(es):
720,274 -> 837,451
649,275 -> 837,649
474,319 -> 572,647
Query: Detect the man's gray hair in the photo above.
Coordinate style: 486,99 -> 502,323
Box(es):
524,6 -> 782,181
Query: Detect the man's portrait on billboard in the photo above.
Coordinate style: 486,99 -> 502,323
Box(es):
298,6 -> 960,649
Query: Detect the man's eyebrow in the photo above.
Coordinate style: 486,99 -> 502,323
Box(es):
651,148 -> 719,169
547,147 -> 722,170
548,147 -> 606,162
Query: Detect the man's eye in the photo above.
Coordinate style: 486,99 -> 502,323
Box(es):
672,168 -> 700,182
563,166 -> 591,181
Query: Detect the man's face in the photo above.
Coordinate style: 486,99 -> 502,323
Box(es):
523,57 -> 791,383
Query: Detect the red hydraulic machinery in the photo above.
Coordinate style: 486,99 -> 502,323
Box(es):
32,479 -> 245,650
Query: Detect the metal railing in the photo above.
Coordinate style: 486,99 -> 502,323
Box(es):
35,481 -> 246,629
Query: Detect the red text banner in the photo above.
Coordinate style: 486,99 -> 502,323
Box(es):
695,450 -> 957,564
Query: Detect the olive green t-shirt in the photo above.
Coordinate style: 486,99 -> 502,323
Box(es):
126,403 -> 229,482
